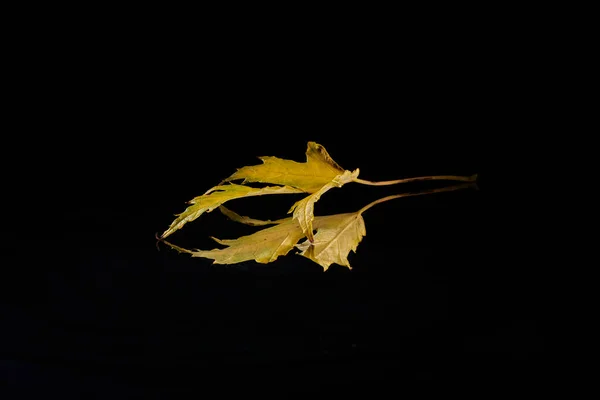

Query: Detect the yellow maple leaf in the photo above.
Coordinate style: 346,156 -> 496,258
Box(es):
160,184 -> 303,239
222,141 -> 354,193
163,215 -> 305,264
296,212 -> 366,271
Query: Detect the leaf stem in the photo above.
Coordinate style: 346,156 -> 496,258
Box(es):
357,182 -> 477,215
354,174 -> 477,186
155,233 -> 195,254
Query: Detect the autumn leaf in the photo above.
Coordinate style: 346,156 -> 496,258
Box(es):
160,184 -> 303,239
162,215 -> 305,264
222,141 -> 355,193
296,212 -> 366,271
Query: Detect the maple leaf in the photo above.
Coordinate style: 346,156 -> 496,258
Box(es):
222,141 -> 354,193
163,215 -> 305,264
296,212 -> 366,271
160,184 -> 303,239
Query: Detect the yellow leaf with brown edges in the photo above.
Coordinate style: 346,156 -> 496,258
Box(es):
223,141 -> 356,193
296,212 -> 366,271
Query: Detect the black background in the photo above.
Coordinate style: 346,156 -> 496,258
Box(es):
2,10 -> 548,397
